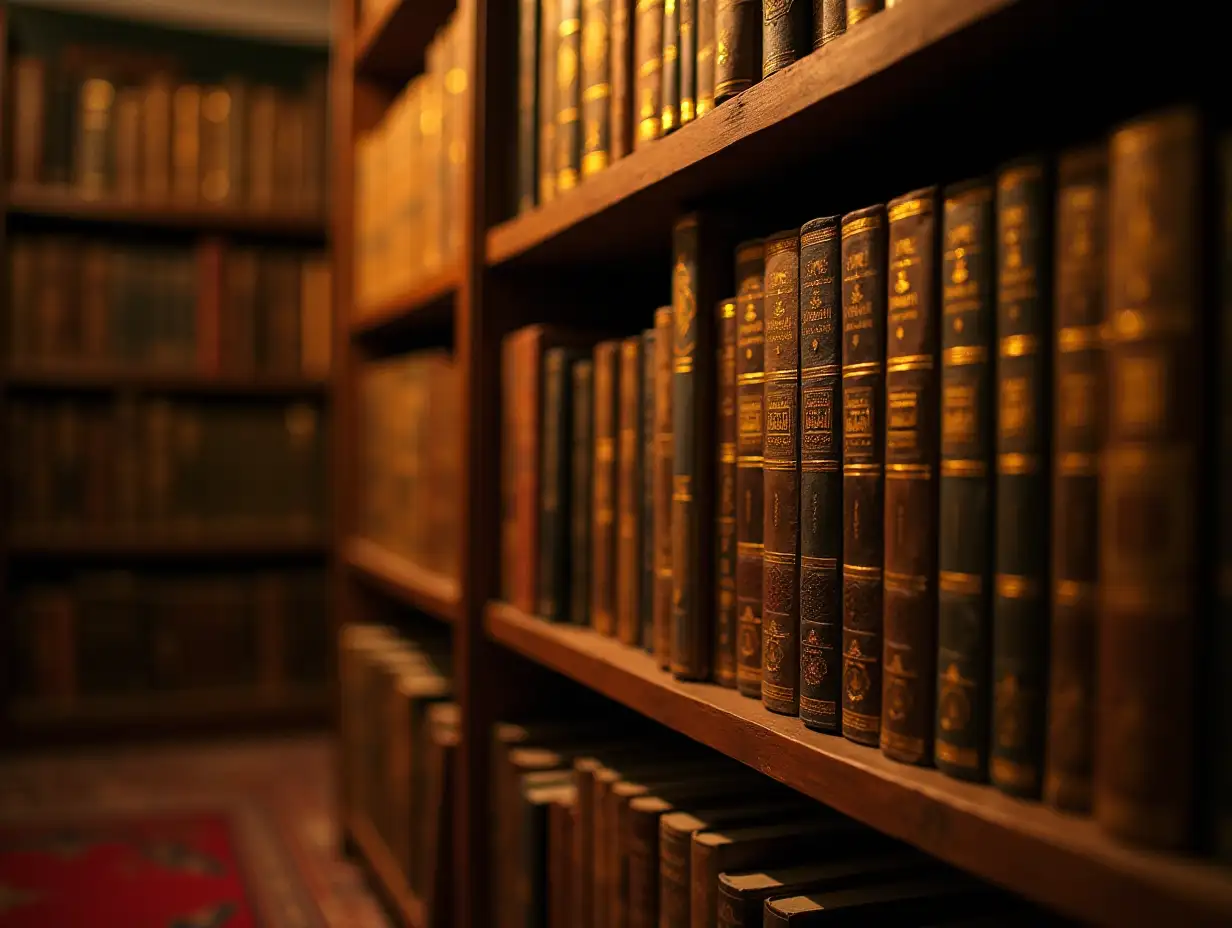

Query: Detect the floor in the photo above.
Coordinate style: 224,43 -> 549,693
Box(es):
0,734 -> 390,927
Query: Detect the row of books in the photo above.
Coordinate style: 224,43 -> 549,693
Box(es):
493,716 -> 1052,928
502,104 -> 1229,856
9,53 -> 327,213
339,624 -> 456,928
360,352 -> 463,582
8,235 -> 331,377
513,0 -> 900,215
14,568 -> 329,705
354,9 -> 469,312
8,397 -> 327,537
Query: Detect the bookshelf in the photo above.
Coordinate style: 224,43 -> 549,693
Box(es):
330,0 -> 1232,926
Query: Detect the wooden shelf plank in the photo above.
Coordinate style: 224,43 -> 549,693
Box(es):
350,262 -> 460,338
486,601 -> 1232,928
7,184 -> 327,238
353,0 -> 456,81
9,531 -> 329,558
346,811 -> 425,928
345,537 -> 461,623
6,366 -> 330,396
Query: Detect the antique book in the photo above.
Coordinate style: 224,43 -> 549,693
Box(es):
715,297 -> 740,686
714,0 -> 761,105
840,205 -> 887,746
142,74 -> 173,203
762,229 -> 802,715
1097,107 -> 1201,851
991,157 -> 1052,800
798,216 -> 843,732
558,0 -> 584,192
610,0 -> 636,159
540,347 -> 587,621
11,56 -> 45,186
882,187 -> 939,766
199,85 -> 235,203
572,360 -> 596,624
935,177 -> 995,781
172,84 -> 201,204
617,336 -> 646,645
581,0 -> 613,178
548,791 -> 577,928
642,328 -> 659,648
696,0 -> 716,117
540,0 -> 560,203
517,0 -> 542,212
1045,144 -> 1106,814
846,0 -> 883,27
814,0 -> 845,48
763,874 -> 999,926
661,0 -> 681,133
653,306 -> 676,667
762,0 -> 811,78
679,0 -> 697,125
77,75 -> 115,199
735,241 -> 767,698
593,340 -> 623,636
634,0 -> 666,149
522,780 -> 578,928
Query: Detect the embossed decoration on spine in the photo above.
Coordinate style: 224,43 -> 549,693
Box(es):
634,0 -> 666,147
653,306 -> 676,668
714,0 -> 761,104
814,0 -> 845,49
762,0 -> 811,79
591,340 -> 622,636
616,336 -> 646,645
716,298 -> 740,685
557,0 -> 584,190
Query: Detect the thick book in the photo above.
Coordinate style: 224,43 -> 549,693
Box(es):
678,0 -> 697,125
762,0 -> 811,78
882,187 -> 940,766
540,0 -> 560,203
840,205 -> 887,746
762,228 -> 802,715
935,178 -> 995,781
653,306 -> 676,667
642,328 -> 659,649
798,216 -> 843,732
634,0 -> 665,149
815,0 -> 845,48
521,780 -> 578,928
548,791 -> 577,928
715,297 -> 740,686
517,0 -> 541,212
991,157 -> 1052,800
846,0 -> 883,28
735,241 -> 767,698
617,336 -> 646,645
581,0 -> 613,178
696,0 -> 716,117
661,0 -> 681,133
763,874 -> 1000,926
714,0 -> 761,105
593,340 -> 623,636
1045,144 -> 1107,814
541,347 -> 587,621
610,0 -> 636,160
572,360 -> 596,624
558,0 -> 584,192
1097,107 -> 1201,851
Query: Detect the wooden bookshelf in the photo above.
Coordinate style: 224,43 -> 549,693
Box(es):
343,536 -> 461,623
9,531 -> 329,559
5,367 -> 330,396
350,262 -> 461,338
346,812 -> 426,928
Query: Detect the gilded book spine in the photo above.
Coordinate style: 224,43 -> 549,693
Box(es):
814,0 -> 845,48
679,0 -> 697,125
593,341 -> 622,635
716,298 -> 740,686
581,0 -> 613,178
696,0 -> 716,116
935,178 -> 994,780
1097,108 -> 1201,851
991,157 -> 1051,799
662,0 -> 681,133
635,0 -> 666,148
610,0 -> 635,159
882,188 -> 939,766
840,205 -> 886,745
572,360 -> 596,624
642,328 -> 659,649
617,336 -> 646,644
1045,145 -> 1107,813
798,216 -> 843,732
762,0 -> 811,79
714,0 -> 761,105
540,0 -> 560,203
846,0 -> 882,27
654,306 -> 676,667
518,0 -> 541,212
558,0 -> 584,192
762,229 -> 802,715
736,241 -> 767,698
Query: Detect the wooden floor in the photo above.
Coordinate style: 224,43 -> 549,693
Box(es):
0,734 -> 389,928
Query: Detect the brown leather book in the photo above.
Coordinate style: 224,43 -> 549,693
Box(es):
548,790 -> 578,928
715,297 -> 740,686
11,56 -> 45,187
1097,107 -> 1202,851
696,0 -> 716,117
76,75 -> 115,199
762,0 -> 811,79
714,0 -> 760,105
882,187 -> 939,766
814,0 -> 845,49
199,85 -> 233,203
581,0 -> 613,178
661,0 -> 680,134
617,336 -> 646,644
634,0 -> 665,150
558,0 -> 584,192
517,0 -> 542,213
610,0 -> 636,160
113,87 -> 142,201
246,84 -> 278,209
593,339 -> 623,636
539,0 -> 560,204
171,84 -> 200,204
653,306 -> 676,668
762,229 -> 802,715
678,0 -> 696,125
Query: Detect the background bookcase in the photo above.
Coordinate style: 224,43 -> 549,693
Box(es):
331,0 -> 1232,926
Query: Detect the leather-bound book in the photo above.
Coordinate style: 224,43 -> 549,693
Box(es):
840,205 -> 887,746
558,0 -> 584,192
696,0 -> 716,117
593,340 -> 623,636
814,0 -> 845,48
517,0 -> 542,212
548,789 -> 577,928
714,0 -> 761,105
142,74 -> 173,203
798,216 -> 843,732
763,874 -> 999,926
522,780 -> 578,928
762,229 -> 802,714
1045,144 -> 1106,813
882,187 -> 939,766
199,86 -> 234,203
634,0 -> 665,149
1097,107 -> 1202,851
762,0 -> 810,79
715,297 -> 740,686
581,0 -> 613,178
735,241 -> 767,698
617,336 -> 646,644
991,156 -> 1052,800
679,0 -> 697,125
541,347 -> 587,621
11,56 -> 45,187
172,84 -> 201,204
610,0 -> 636,159
642,328 -> 659,648
935,178 -> 994,782
653,306 -> 676,667
662,0 -> 681,134
572,360 -> 596,624
845,0 -> 882,28
540,0 -> 560,203
77,75 -> 115,199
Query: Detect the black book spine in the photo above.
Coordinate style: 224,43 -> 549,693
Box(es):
716,297 -> 740,686
935,178 -> 995,780
846,0 -> 882,28
517,0 -> 541,213
570,360 -> 596,624
814,0 -> 845,48
642,327 -> 659,650
540,347 -> 580,621
798,216 -> 843,732
557,0 -> 584,193
762,0 -> 811,79
679,0 -> 697,125
662,0 -> 681,133
714,0 -> 761,105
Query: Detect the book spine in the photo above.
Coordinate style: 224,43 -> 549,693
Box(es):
78,77 -> 115,199
696,0 -> 716,117
840,205 -> 887,745
935,178 -> 995,780
654,306 -> 676,666
593,341 -> 622,635
736,243 -> 767,698
642,329 -> 659,648
558,0 -> 584,192
846,0 -> 883,27
716,298 -> 740,686
12,58 -> 45,187
814,0 -> 845,48
518,0 -> 541,212
634,0 -> 666,149
582,0 -> 613,178
540,349 -> 575,621
882,187 -> 939,766
991,157 -> 1052,799
540,0 -> 561,203
658,820 -> 692,928
679,0 -> 697,125
661,0 -> 681,134
502,332 -> 526,604
610,0 -> 636,159
618,336 -> 646,644
1097,107 -> 1201,851
762,229 -> 802,715
798,216 -> 843,732
763,0 -> 810,79
714,0 -> 761,105
1218,133 -> 1232,860
626,803 -> 661,928
1045,145 -> 1107,813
